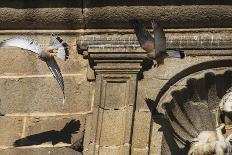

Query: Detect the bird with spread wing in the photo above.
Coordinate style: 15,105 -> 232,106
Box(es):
0,35 -> 69,104
132,20 -> 185,65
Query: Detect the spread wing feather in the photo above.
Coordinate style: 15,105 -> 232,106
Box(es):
46,58 -> 65,104
0,38 -> 43,54
152,20 -> 166,53
49,35 -> 69,61
131,20 -> 155,53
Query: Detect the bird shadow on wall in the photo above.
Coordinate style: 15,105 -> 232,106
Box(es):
145,98 -> 191,155
138,58 -> 154,80
14,119 -> 80,147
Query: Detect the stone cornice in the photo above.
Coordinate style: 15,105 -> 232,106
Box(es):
77,28 -> 232,53
0,1 -> 232,29
76,28 -> 232,80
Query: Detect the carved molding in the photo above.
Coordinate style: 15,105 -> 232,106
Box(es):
85,74 -> 137,154
77,29 -> 232,80
150,66 -> 232,155
77,28 -> 232,53
0,1 -> 232,29
79,34 -> 147,154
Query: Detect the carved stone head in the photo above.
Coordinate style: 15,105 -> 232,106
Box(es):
220,87 -> 232,112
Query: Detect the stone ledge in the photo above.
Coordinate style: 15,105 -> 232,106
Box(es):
77,29 -> 232,51
0,1 -> 232,29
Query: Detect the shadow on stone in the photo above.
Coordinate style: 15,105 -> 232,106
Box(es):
14,119 -> 81,146
154,59 -> 232,108
145,98 -> 191,155
69,136 -> 84,152
138,58 -> 154,80
146,61 -> 232,154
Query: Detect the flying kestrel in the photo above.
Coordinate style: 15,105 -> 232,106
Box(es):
132,19 -> 185,65
0,35 -> 69,104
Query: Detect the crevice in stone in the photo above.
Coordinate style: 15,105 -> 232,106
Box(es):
98,105 -> 134,111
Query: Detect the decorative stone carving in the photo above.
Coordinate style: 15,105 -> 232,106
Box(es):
188,88 -> 232,155
77,34 -> 147,154
77,30 -> 232,155
153,68 -> 232,155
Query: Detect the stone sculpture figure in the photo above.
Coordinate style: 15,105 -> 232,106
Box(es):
188,87 -> 232,155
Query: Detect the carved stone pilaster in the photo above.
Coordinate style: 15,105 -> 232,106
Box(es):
77,35 -> 146,154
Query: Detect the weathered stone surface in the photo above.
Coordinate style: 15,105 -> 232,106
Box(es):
82,114 -> 93,153
99,109 -> 126,146
0,1 -> 231,29
149,117 -> 163,155
23,115 -> 85,146
0,147 -> 81,155
0,1 -> 83,29
132,111 -> 151,149
0,76 -> 93,114
104,81 -> 127,109
98,146 -> 129,155
84,4 -> 232,28
143,56 -> 232,80
131,149 -> 149,155
137,79 -> 167,110
0,116 -> 24,146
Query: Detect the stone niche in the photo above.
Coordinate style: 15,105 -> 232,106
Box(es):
152,61 -> 232,155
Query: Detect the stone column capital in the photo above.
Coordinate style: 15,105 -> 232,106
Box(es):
77,33 -> 147,80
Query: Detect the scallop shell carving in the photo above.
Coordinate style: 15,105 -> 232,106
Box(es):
159,70 -> 232,155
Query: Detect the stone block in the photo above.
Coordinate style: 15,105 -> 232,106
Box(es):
90,106 -> 134,147
131,148 -> 149,155
103,81 -> 128,109
132,111 -> 151,149
0,76 -> 93,114
98,146 -> 121,155
137,79 -> 167,110
98,145 -> 130,155
83,114 -> 93,152
0,147 -> 81,155
0,116 -> 24,146
149,118 -> 163,155
98,109 -> 126,146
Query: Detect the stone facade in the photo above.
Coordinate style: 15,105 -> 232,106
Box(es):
0,1 -> 232,155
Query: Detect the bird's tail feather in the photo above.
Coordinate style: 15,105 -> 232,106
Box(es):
49,35 -> 69,61
166,50 -> 185,59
